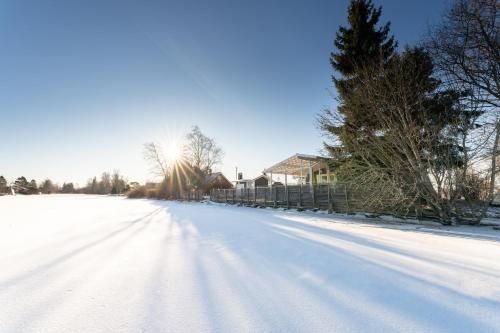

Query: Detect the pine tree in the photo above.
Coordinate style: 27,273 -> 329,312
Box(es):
61,183 -> 75,193
28,179 -> 38,194
41,179 -> 55,194
14,177 -> 29,194
91,177 -> 98,194
0,176 -> 7,194
323,0 -> 397,155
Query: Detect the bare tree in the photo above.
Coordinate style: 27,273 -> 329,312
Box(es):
427,0 -> 499,107
111,170 -> 127,194
98,172 -> 112,194
143,142 -> 169,179
426,0 -> 499,218
183,126 -> 223,174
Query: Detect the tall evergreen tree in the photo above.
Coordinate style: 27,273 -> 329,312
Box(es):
0,176 -> 7,194
28,179 -> 38,194
322,0 -> 397,155
40,179 -> 55,194
12,177 -> 29,194
61,183 -> 75,193
91,177 -> 98,194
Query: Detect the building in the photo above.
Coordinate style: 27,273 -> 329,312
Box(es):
235,179 -> 253,190
263,153 -> 334,187
253,174 -> 271,187
203,172 -> 233,194
234,174 -> 274,189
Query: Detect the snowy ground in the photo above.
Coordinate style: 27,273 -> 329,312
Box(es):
1,195 -> 499,333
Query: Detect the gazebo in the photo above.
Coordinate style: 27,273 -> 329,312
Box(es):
263,153 -> 334,188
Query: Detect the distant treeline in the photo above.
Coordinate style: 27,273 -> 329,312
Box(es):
0,171 -> 130,195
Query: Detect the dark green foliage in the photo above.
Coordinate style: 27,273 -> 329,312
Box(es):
40,179 -> 56,194
324,0 -> 397,155
90,177 -> 98,194
28,179 -> 38,194
14,177 -> 29,194
61,183 -> 75,193
0,176 -> 7,194
331,0 -> 396,77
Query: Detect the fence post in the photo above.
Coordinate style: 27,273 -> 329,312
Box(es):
312,184 -> 316,209
328,185 -> 333,213
344,184 -> 349,214
263,188 -> 267,207
253,187 -> 257,205
224,189 -> 228,203
286,185 -> 289,209
298,184 -> 302,209
232,189 -> 235,204
274,187 -> 277,208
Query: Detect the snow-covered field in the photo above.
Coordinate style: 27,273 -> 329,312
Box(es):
1,195 -> 499,333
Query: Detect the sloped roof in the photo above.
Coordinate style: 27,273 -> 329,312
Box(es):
205,172 -> 232,185
205,172 -> 223,183
263,153 -> 332,176
252,174 -> 270,181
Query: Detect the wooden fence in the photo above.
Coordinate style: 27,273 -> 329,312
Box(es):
180,185 -> 481,222
210,184 -> 358,213
179,190 -> 204,201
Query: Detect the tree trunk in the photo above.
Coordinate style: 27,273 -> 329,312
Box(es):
477,120 -> 500,223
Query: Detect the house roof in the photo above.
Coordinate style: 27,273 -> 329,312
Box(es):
205,172 -> 222,183
263,153 -> 332,176
252,174 -> 270,181
205,172 -> 232,185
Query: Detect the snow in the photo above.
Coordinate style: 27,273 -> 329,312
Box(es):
1,195 -> 499,333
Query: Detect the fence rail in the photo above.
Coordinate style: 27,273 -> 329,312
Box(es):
210,184 -> 357,213
179,190 -> 204,201
210,184 -> 447,220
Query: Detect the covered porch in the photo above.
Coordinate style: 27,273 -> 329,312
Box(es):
263,153 -> 334,187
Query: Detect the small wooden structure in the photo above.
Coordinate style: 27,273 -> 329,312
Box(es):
211,154 -> 338,211
253,174 -> 270,187
263,153 -> 334,188
203,172 -> 233,194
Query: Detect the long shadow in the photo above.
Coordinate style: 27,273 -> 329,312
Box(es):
265,227 -> 500,332
2,207 -> 163,333
156,202 -> 500,332
139,217 -> 174,333
258,215 -> 500,304
275,208 -> 500,243
0,207 -> 163,291
159,202 -> 500,284
264,216 -> 500,280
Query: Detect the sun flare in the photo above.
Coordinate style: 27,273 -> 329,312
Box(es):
165,142 -> 183,162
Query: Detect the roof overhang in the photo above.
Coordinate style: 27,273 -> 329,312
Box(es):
263,154 -> 332,176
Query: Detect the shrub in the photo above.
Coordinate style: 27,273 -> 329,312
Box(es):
146,188 -> 159,199
126,186 -> 148,199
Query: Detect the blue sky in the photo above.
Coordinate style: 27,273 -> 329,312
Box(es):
0,0 -> 448,186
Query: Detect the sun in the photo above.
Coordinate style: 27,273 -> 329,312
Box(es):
165,142 -> 183,163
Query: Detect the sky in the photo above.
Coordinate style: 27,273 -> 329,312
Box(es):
0,0 -> 449,186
